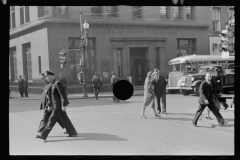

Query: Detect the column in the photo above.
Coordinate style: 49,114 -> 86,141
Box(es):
149,45 -> 155,71
159,47 -> 166,75
112,48 -> 118,74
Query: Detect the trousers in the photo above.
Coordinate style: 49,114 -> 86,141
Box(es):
40,109 -> 77,139
155,92 -> 166,113
192,103 -> 224,125
93,87 -> 100,99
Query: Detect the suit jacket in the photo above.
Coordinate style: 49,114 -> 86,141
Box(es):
59,77 -> 67,86
23,79 -> 28,88
151,74 -> 167,95
92,75 -> 102,88
111,75 -> 120,89
18,78 -> 24,88
198,80 -> 213,105
40,84 -> 51,110
49,78 -> 69,110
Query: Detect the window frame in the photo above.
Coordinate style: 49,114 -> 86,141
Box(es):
107,6 -> 118,17
132,6 -> 143,18
173,6 -> 182,20
19,6 -> 30,26
91,6 -> 102,17
160,6 -> 169,19
186,6 -> 194,20
228,8 -> 234,19
10,6 -> 16,29
212,7 -> 221,31
26,46 -> 32,81
177,39 -> 196,57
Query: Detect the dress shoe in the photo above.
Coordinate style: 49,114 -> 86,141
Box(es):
36,135 -> 41,138
64,131 -> 68,134
220,120 -> 228,127
192,123 -> 198,127
67,134 -> 77,137
155,114 -> 161,118
162,112 -> 167,115
36,135 -> 46,141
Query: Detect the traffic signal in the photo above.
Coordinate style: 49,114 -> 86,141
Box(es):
59,51 -> 67,68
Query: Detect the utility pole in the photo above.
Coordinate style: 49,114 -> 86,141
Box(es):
79,6 -> 88,97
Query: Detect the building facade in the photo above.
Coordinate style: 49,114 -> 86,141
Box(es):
208,6 -> 234,55
10,6 -> 224,86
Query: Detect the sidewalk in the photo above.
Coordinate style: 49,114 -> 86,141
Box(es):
9,89 -> 144,100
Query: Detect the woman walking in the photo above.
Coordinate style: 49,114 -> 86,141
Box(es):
141,71 -> 161,119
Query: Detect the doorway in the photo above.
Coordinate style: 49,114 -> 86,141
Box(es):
130,47 -> 148,85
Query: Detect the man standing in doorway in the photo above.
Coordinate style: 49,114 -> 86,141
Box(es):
92,72 -> 102,100
59,73 -> 68,96
18,75 -> 24,97
23,75 -> 28,97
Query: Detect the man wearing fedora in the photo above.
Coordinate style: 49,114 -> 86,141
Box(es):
111,71 -> 120,102
36,71 -> 77,142
92,72 -> 102,100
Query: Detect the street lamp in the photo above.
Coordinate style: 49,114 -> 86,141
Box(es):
81,20 -> 89,97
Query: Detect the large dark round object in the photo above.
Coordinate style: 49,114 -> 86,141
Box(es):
113,80 -> 134,101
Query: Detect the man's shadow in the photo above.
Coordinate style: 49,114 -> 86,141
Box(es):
47,133 -> 128,142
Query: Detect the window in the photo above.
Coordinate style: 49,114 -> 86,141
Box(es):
68,38 -> 96,80
10,6 -> 16,29
91,6 -> 102,17
155,48 -> 160,69
10,47 -> 18,81
38,56 -> 42,74
54,6 -> 67,15
38,6 -> 51,17
20,6 -> 30,25
132,6 -> 142,18
173,6 -> 181,19
160,6 -> 169,19
186,6 -> 193,20
177,39 -> 196,57
26,46 -> 32,80
212,43 -> 218,52
107,6 -> 117,17
228,8 -> 234,19
198,61 -> 208,69
212,7 -> 221,31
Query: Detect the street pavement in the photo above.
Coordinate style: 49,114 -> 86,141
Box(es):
9,93 -> 234,155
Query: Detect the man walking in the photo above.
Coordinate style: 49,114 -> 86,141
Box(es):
23,75 -> 28,97
37,73 -> 66,136
151,69 -> 167,114
18,75 -> 24,97
92,72 -> 102,100
111,71 -> 120,102
59,73 -> 68,96
37,71 -> 77,142
192,73 -> 228,127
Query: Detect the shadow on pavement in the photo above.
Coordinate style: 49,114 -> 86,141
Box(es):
224,118 -> 234,122
47,133 -> 128,142
222,124 -> 234,127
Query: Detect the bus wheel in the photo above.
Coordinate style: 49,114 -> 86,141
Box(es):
194,84 -> 200,97
180,89 -> 189,96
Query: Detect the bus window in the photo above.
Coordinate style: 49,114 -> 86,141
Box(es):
198,61 -> 208,69
181,63 -> 191,72
191,62 -> 198,72
169,65 -> 174,72
175,64 -> 180,72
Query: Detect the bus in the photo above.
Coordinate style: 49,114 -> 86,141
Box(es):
167,54 -> 235,95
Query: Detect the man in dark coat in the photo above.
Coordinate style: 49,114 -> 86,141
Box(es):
111,71 -> 120,102
59,73 -> 68,95
37,73 -> 66,135
37,71 -> 77,141
192,72 -> 228,127
18,75 -> 24,97
23,75 -> 28,97
92,72 -> 102,100
151,69 -> 167,114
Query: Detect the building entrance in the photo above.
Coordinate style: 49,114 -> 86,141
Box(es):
130,47 -> 148,85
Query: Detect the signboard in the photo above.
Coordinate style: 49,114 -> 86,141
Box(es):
222,51 -> 229,58
102,72 -> 109,77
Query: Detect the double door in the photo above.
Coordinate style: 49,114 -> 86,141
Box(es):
131,59 -> 147,85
